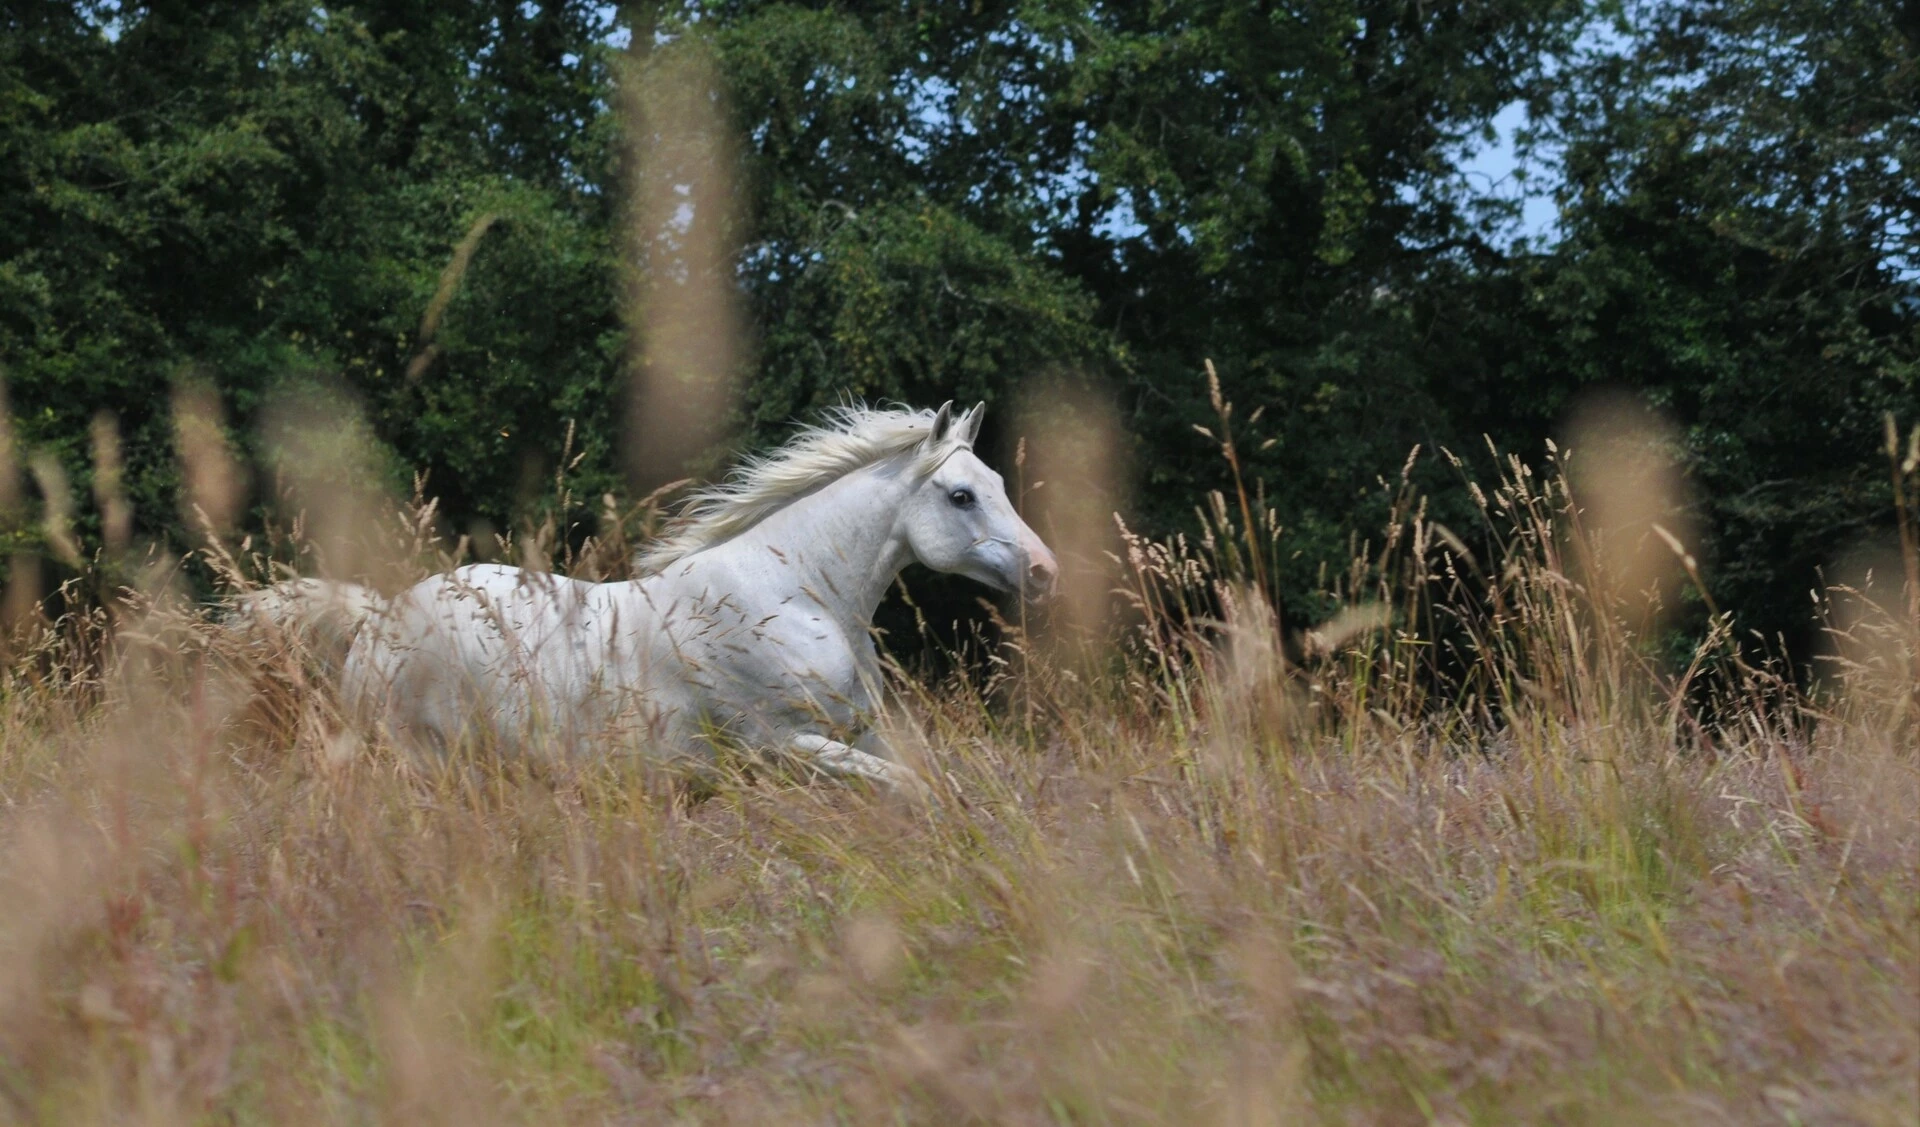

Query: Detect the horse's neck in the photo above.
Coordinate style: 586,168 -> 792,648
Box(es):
725,465 -> 911,628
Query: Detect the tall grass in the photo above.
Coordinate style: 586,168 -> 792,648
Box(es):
0,397 -> 1913,1125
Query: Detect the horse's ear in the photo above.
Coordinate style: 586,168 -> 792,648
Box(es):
959,402 -> 986,447
923,401 -> 955,448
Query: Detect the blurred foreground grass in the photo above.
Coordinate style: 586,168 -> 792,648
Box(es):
0,410 -> 1913,1125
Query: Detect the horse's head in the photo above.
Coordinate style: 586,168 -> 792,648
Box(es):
898,402 -> 1059,603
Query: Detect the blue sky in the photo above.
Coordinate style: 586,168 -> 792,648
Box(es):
1457,101 -> 1561,242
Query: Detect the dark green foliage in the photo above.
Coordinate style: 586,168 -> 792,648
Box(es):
0,0 -> 625,554
0,0 -> 1911,654
708,0 -> 1588,622
1495,0 -> 1918,642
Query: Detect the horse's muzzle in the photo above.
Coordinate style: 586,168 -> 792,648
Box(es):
1021,548 -> 1060,604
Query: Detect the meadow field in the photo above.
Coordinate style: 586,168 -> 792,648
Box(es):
0,401 -> 1914,1127
6,2 -> 1914,1122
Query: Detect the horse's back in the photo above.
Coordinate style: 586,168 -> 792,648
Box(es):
340,564 -> 604,754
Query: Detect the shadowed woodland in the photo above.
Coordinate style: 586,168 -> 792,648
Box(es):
2,0 -> 1914,646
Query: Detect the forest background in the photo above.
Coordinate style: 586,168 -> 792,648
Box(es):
2,0 -> 1915,655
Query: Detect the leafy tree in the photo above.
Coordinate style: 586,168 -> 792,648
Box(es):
0,0 -> 1910,658
1,0 -> 625,565
1489,0 -> 1919,645
711,0 -> 1587,615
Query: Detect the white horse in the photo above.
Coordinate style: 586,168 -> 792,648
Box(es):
242,402 -> 1057,792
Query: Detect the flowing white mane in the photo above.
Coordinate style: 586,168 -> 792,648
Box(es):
636,403 -> 972,573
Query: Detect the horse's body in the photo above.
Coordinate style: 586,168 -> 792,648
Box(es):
249,403 -> 1055,791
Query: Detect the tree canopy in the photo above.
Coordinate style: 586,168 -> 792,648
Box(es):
1,0 -> 1913,652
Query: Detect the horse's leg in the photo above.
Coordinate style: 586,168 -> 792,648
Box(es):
786,733 -> 926,795
856,726 -> 936,779
853,727 -> 896,760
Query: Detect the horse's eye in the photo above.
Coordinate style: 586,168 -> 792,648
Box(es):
948,487 -> 976,509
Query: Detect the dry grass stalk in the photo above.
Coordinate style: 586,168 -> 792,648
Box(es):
171,380 -> 242,537
617,33 -> 742,493
88,414 -> 133,557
